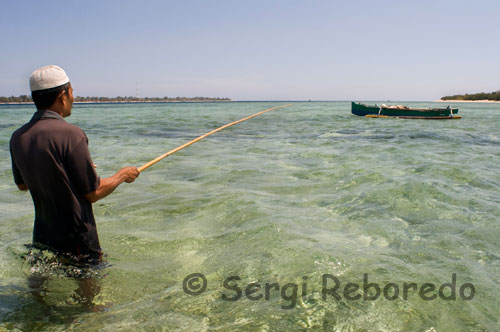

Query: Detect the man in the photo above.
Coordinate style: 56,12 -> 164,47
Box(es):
10,65 -> 139,264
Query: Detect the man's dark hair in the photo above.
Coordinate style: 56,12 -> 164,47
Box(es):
31,83 -> 70,110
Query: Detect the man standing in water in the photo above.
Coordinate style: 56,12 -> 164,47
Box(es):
10,65 -> 139,264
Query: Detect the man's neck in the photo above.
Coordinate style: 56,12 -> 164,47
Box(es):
39,108 -> 65,117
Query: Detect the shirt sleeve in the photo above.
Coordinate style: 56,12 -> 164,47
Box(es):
10,144 -> 25,185
66,136 -> 100,196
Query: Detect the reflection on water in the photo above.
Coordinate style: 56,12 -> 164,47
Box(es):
27,274 -> 104,312
22,247 -> 108,312
0,251 -> 109,331
0,248 -> 110,331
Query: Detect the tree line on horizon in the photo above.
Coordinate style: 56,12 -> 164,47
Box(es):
0,95 -> 231,103
441,91 -> 500,101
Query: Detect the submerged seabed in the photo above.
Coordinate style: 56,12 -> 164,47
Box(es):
0,102 -> 499,331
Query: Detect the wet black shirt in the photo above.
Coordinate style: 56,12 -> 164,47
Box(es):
10,110 -> 101,258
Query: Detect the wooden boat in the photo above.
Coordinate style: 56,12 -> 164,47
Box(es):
351,102 -> 460,119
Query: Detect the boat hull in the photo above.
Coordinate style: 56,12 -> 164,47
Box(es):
351,102 -> 460,119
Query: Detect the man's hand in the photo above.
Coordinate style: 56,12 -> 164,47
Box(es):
118,166 -> 140,183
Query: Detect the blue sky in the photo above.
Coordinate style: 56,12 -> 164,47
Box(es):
1,0 -> 499,100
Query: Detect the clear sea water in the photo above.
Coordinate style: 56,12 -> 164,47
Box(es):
0,101 -> 499,331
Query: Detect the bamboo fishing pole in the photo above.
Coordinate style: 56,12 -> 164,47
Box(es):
137,104 -> 292,173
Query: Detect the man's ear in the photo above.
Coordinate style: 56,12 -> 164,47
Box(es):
59,89 -> 69,106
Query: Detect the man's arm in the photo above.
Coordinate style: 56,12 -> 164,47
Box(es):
84,166 -> 139,203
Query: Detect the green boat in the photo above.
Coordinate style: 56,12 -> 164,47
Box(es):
351,102 -> 460,119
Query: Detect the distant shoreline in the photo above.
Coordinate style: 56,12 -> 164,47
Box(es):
436,99 -> 500,103
2,100 -> 500,105
0,100 -> 232,105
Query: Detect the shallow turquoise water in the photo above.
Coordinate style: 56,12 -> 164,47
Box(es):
0,101 -> 499,331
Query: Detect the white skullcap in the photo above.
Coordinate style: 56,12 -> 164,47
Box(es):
29,65 -> 70,92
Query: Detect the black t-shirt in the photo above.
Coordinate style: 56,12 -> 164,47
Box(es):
10,110 -> 101,258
